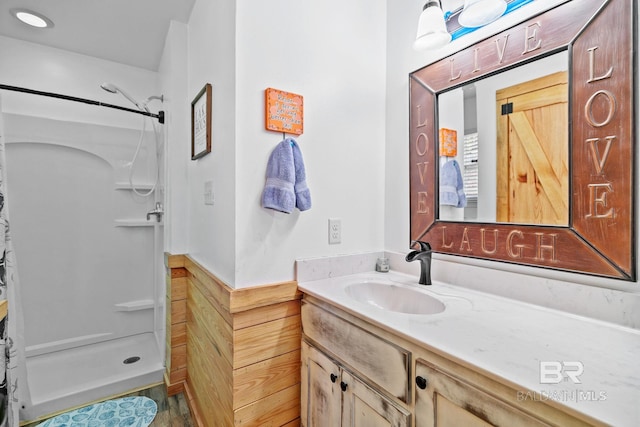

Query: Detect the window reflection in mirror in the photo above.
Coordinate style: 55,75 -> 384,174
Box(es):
437,51 -> 568,225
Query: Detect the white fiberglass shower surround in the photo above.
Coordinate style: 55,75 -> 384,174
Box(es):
0,87 -> 166,421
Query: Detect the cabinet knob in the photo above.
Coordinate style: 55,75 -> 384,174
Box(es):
330,373 -> 338,383
340,381 -> 348,392
416,376 -> 428,390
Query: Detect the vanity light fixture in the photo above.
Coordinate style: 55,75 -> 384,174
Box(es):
10,8 -> 54,28
414,0 -> 452,51
458,0 -> 508,28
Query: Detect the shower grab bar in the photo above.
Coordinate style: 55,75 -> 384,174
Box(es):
0,84 -> 165,124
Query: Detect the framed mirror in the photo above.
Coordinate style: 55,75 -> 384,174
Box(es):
409,0 -> 635,280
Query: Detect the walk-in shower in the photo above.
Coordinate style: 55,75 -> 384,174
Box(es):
0,84 -> 167,422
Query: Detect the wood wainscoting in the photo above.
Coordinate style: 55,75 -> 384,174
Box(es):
165,254 -> 188,396
165,253 -> 302,427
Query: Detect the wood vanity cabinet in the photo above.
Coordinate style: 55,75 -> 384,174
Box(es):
301,298 -> 411,427
301,295 -> 599,427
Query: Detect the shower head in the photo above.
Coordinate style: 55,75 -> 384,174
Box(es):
100,82 -> 118,94
100,82 -> 143,110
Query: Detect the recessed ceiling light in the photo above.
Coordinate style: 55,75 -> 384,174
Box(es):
10,8 -> 54,28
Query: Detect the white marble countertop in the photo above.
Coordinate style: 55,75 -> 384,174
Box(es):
298,270 -> 640,427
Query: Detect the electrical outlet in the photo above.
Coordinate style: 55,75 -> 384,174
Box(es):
204,181 -> 214,205
328,218 -> 341,244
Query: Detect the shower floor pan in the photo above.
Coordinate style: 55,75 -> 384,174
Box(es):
22,332 -> 164,422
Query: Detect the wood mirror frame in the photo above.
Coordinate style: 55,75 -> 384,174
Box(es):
409,0 -> 636,280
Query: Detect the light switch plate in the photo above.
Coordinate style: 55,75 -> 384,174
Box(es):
204,181 -> 214,205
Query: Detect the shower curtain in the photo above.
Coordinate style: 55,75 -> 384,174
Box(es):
0,104 -> 23,426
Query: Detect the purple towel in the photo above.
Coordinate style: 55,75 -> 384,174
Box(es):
439,159 -> 466,208
292,141 -> 311,211
262,138 -> 311,213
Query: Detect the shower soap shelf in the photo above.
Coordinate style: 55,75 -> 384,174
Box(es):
114,299 -> 154,312
114,183 -> 155,191
114,219 -> 159,227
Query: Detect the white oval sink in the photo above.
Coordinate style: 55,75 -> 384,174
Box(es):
345,282 -> 445,315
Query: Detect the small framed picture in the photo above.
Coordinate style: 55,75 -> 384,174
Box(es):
191,83 -> 212,160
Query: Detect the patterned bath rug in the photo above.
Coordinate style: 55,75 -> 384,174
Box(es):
36,396 -> 157,427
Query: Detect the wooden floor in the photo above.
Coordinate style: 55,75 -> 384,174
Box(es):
23,384 -> 195,427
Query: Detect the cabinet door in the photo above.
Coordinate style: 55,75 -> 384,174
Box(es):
415,360 -> 547,427
341,370 -> 411,427
301,341 -> 342,427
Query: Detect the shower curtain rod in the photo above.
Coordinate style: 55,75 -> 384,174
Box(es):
0,84 -> 165,124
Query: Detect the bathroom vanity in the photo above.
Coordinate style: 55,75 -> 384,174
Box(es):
299,271 -> 640,427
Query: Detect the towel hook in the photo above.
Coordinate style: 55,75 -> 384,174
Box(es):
280,132 -> 295,147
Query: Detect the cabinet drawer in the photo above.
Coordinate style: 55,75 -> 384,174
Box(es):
302,301 -> 410,403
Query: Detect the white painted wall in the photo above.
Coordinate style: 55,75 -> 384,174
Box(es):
169,0 -> 387,287
182,0 -> 238,285
233,0 -> 387,286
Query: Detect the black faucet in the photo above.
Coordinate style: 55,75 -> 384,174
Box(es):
405,241 -> 432,285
